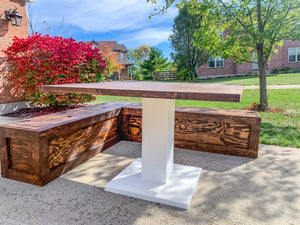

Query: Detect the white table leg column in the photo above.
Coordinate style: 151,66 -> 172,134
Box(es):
142,98 -> 175,184
105,98 -> 202,210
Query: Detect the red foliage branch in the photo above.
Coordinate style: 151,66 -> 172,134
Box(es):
3,34 -> 106,106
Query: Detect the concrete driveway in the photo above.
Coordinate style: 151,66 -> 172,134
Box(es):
0,141 -> 299,225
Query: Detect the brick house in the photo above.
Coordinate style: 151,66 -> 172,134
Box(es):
92,41 -> 133,80
198,39 -> 300,77
0,0 -> 30,114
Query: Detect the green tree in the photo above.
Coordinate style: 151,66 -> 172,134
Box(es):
140,47 -> 169,78
129,45 -> 151,62
149,0 -> 300,111
169,1 -> 207,80
128,45 -> 151,80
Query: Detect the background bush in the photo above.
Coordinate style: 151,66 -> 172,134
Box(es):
271,67 -> 293,74
4,34 -> 106,107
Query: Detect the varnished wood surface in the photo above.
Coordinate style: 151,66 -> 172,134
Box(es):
43,135 -> 121,186
0,102 -> 125,186
48,117 -> 118,170
1,101 -> 129,133
8,139 -> 34,173
122,103 -> 261,158
2,136 -> 121,187
0,101 -> 261,186
122,114 -> 252,149
40,81 -> 243,102
0,129 -> 9,178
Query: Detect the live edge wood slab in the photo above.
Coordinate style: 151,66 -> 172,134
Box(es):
40,81 -> 243,102
0,102 -> 260,186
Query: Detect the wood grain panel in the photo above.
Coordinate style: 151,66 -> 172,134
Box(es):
0,102 -> 126,186
122,104 -> 260,158
48,117 -> 119,170
43,136 -> 121,186
7,139 -> 34,173
122,115 -> 142,141
123,114 -> 250,148
7,169 -> 43,186
0,129 -> 9,178
174,141 -> 258,158
174,118 -> 250,149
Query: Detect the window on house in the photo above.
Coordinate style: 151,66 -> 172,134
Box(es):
119,53 -> 127,62
208,56 -> 224,68
252,52 -> 258,70
119,53 -> 124,61
288,47 -> 300,62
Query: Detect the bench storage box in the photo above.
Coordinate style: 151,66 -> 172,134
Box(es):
0,102 -> 128,186
0,102 -> 261,186
122,103 -> 261,158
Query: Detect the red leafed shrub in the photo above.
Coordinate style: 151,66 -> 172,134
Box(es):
3,34 -> 106,106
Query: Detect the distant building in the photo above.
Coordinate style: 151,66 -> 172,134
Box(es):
92,41 -> 133,80
197,39 -> 300,78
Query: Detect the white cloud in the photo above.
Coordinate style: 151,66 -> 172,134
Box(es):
121,27 -> 172,47
31,0 -> 177,33
28,0 -> 177,49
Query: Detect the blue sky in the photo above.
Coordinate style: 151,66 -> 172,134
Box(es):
27,0 -> 178,58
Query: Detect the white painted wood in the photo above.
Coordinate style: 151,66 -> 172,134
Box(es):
141,98 -> 175,184
105,97 -> 202,209
105,158 -> 202,210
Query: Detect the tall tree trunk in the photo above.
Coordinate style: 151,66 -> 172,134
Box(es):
257,48 -> 268,110
257,0 -> 267,111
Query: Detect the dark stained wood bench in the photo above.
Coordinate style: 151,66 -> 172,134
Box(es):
0,102 -> 261,186
122,103 -> 261,158
0,102 -> 129,186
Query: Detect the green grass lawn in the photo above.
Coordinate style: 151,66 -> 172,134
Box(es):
93,88 -> 300,148
200,73 -> 300,85
163,73 -> 300,86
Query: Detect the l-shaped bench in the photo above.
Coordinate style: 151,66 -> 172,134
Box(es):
0,102 -> 261,186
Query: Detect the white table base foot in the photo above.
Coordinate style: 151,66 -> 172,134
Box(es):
105,158 -> 202,210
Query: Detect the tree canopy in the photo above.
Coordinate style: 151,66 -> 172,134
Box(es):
140,47 -> 169,77
128,45 -> 151,62
149,0 -> 300,110
127,45 -> 151,80
98,42 -> 125,79
169,1 -> 207,80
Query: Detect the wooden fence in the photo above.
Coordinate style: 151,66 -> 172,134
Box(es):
152,71 -> 177,80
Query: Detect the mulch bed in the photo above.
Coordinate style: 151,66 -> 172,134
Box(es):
3,105 -> 85,119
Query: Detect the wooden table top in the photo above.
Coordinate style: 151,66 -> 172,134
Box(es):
40,81 -> 243,102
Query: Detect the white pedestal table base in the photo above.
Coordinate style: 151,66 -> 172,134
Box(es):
105,158 -> 202,209
105,98 -> 202,209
